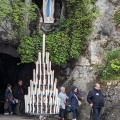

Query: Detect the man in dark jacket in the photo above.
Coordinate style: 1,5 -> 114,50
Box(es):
87,83 -> 104,120
12,80 -> 25,115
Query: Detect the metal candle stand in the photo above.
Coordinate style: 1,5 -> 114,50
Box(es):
24,34 -> 60,120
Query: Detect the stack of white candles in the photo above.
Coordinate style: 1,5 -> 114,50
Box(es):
24,34 -> 60,114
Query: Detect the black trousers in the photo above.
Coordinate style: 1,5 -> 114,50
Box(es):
59,108 -> 65,119
14,99 -> 25,114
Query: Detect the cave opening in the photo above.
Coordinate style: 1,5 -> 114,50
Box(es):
0,53 -> 35,113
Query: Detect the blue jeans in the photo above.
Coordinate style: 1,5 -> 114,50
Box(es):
72,109 -> 77,119
4,101 -> 13,113
93,107 -> 101,120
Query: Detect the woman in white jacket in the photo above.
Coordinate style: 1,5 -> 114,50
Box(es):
58,87 -> 68,120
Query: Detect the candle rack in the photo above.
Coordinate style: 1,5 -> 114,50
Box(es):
24,34 -> 60,117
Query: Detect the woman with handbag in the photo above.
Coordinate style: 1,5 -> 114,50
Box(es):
68,86 -> 84,120
4,84 -> 13,115
58,87 -> 68,120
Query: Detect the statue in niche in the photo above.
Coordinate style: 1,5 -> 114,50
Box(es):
34,0 -> 66,33
43,0 -> 55,23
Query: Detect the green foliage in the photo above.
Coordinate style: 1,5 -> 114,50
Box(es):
17,35 -> 42,63
18,0 -> 98,65
0,0 -> 37,39
114,9 -> 120,26
102,48 -> 120,80
18,33 -> 69,64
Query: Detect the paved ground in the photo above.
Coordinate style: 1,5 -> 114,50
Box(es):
0,114 -> 58,120
0,114 -> 36,120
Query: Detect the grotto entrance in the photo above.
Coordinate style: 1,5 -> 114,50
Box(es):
0,53 -> 20,113
0,46 -> 35,113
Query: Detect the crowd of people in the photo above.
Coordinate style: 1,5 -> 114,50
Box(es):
58,83 -> 104,120
4,81 -> 104,120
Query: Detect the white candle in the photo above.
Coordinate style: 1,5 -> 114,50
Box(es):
24,95 -> 27,113
30,80 -> 33,95
38,52 -> 41,64
33,69 -> 36,84
49,61 -> 51,72
50,71 -> 53,86
52,96 -> 54,105
53,105 -> 55,114
50,97 -> 52,113
46,90 -> 47,113
49,96 -> 51,105
42,34 -> 45,64
26,102 -> 28,113
39,64 -> 41,82
55,78 -> 57,85
47,86 -> 50,96
28,87 -> 30,96
32,94 -> 34,113
37,93 -> 38,114
43,63 -> 45,85
50,105 -> 52,114
52,70 -> 54,82
41,91 -> 43,113
46,52 -> 50,64
56,88 -> 58,97
29,97 -> 31,113
38,80 -> 41,89
48,73 -> 50,90
43,85 -> 45,95
53,82 -> 56,96
36,61 -> 38,84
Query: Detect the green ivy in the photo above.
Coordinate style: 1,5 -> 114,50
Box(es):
0,0 -> 37,39
102,48 -> 120,80
18,0 -> 98,65
114,9 -> 120,26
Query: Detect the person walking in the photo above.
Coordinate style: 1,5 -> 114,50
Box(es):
68,86 -> 84,120
12,80 -> 25,115
4,84 -> 13,115
58,87 -> 68,120
87,83 -> 104,120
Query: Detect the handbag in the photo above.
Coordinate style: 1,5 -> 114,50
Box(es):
66,106 -> 73,112
4,101 -> 8,110
74,94 -> 82,106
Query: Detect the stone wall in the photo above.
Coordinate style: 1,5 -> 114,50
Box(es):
101,81 -> 120,120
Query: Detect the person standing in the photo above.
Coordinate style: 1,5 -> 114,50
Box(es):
12,80 -> 25,115
4,84 -> 13,115
87,83 -> 104,120
58,87 -> 68,120
68,86 -> 84,120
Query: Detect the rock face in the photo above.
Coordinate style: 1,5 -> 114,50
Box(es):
62,0 -> 120,120
0,0 -> 66,48
100,81 -> 120,120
